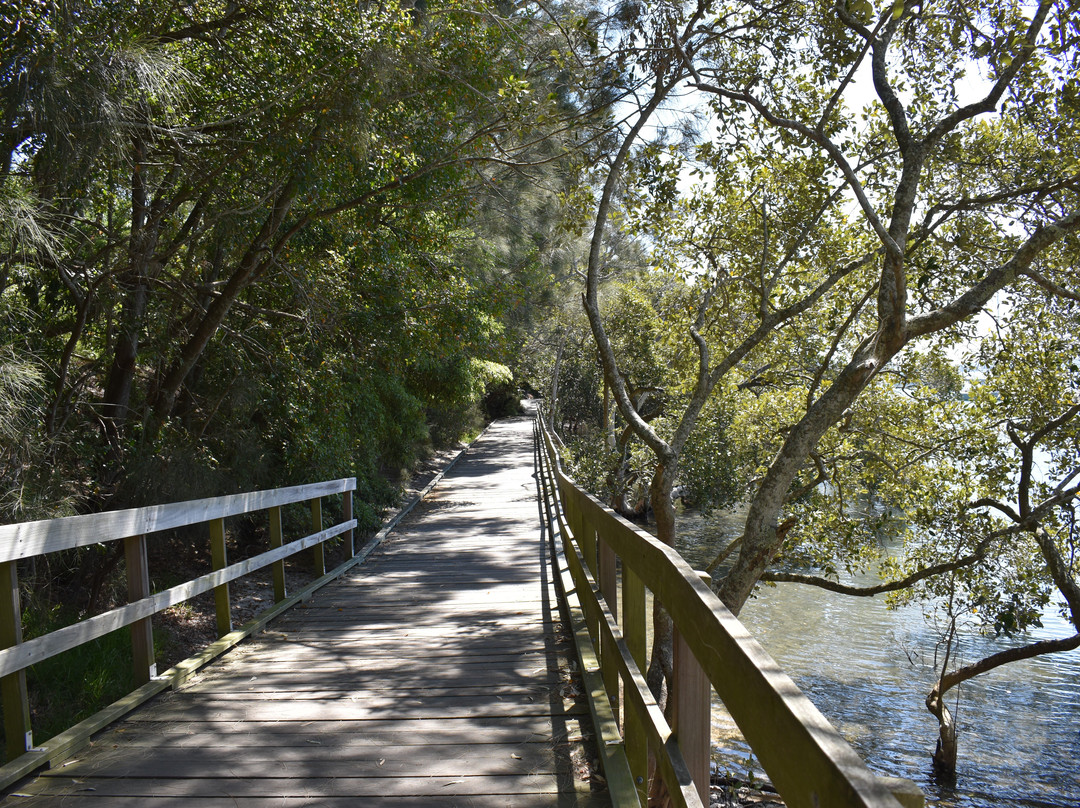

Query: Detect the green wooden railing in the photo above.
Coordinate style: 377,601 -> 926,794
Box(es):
535,411 -> 924,808
0,478 -> 362,787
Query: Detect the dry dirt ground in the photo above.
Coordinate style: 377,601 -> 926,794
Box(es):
153,441 -> 470,671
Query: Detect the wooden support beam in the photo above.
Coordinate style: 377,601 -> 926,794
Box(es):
0,560 -> 31,761
579,511 -> 600,646
123,534 -> 156,685
268,506 -> 286,603
622,565 -> 649,806
670,571 -> 713,807
599,539 -> 619,716
343,490 -> 354,558
209,517 -> 231,637
310,498 -> 325,576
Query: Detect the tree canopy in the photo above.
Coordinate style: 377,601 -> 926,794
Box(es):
548,0 -> 1079,776
2,0 -> 598,519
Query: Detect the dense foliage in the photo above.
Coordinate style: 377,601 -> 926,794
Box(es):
1,0 -> 592,516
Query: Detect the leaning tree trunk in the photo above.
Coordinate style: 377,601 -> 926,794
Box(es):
646,459 -> 679,808
719,347 -> 887,614
645,460 -> 679,707
924,630 -> 1080,779
925,682 -> 959,778
549,334 -> 564,430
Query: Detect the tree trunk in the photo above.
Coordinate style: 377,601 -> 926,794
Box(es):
608,425 -> 644,519
924,631 -> 1080,780
150,176 -> 299,426
926,684 -> 958,778
718,349 -> 886,614
645,461 -> 679,807
549,334 -> 563,430
645,460 -> 678,707
102,138 -> 156,433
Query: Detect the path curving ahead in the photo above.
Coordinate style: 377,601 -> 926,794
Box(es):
4,416 -> 604,807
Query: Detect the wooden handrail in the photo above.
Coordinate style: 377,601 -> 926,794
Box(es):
0,478 -> 357,768
535,413 -> 924,808
0,479 -> 356,562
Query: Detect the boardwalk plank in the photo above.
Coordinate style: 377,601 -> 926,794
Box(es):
83,715 -> 592,748
13,773 -> 575,798
172,673 -> 563,693
122,696 -> 580,722
41,742 -> 563,778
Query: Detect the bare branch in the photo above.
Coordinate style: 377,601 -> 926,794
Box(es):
908,208 -> 1080,338
935,633 -> 1080,697
1022,267 -> 1080,303
924,0 -> 1055,149
760,530 -> 1010,596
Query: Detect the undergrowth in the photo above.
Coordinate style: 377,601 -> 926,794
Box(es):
17,604 -> 137,750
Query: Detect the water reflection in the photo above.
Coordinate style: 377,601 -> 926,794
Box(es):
675,508 -> 1080,808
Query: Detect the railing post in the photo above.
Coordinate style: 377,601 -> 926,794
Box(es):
309,497 -> 325,576
672,571 -> 712,806
343,490 -> 354,558
578,505 -> 597,578
580,511 -> 601,645
209,517 -> 232,637
0,560 -> 31,761
622,565 -> 649,806
269,505 -> 287,603
123,534 -> 156,684
598,536 -> 619,716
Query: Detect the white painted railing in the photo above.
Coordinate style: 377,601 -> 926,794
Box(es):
0,479 -> 357,784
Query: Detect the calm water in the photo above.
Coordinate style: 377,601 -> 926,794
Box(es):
674,508 -> 1080,808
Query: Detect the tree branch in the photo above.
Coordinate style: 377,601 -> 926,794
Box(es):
908,208 -> 1080,338
760,531 -> 1009,595
935,633 -> 1080,697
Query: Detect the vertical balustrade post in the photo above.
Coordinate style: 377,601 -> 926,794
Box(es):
579,511 -> 600,644
310,498 -> 325,576
598,536 -> 619,715
579,504 -> 597,578
622,565 -> 648,806
209,517 -> 231,637
123,534 -> 156,684
269,505 -> 287,603
343,490 -> 354,558
562,485 -> 578,560
0,560 -> 31,761
671,571 -> 712,806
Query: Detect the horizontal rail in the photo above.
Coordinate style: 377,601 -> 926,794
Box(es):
535,412 -> 922,808
0,520 -> 355,679
0,478 -> 357,562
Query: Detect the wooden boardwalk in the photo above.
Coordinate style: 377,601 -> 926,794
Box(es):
5,416 -> 603,807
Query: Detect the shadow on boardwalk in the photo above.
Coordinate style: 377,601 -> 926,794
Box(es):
4,416 -> 608,808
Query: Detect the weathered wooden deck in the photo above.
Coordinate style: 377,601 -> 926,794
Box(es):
5,416 -> 602,807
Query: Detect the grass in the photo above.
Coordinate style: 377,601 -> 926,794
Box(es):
6,604 -> 137,756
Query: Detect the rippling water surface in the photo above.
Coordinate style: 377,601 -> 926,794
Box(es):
674,508 -> 1080,808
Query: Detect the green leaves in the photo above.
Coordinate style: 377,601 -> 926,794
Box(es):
845,0 -> 875,25
1,0 -> 597,523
